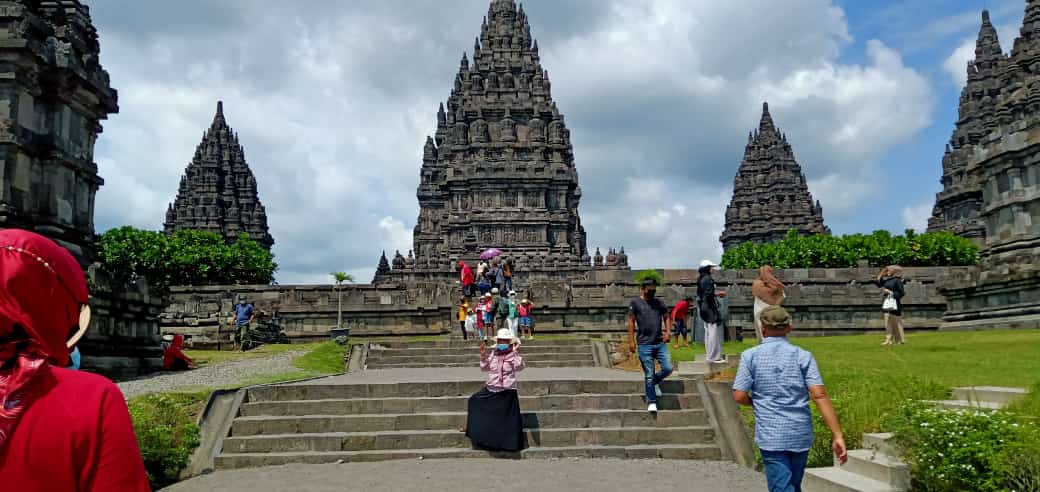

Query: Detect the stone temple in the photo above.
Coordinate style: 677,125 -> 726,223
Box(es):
0,0 -> 162,377
720,103 -> 828,251
374,0 -> 627,284
926,10 -> 1004,241
941,3 -> 1040,330
164,101 -> 274,250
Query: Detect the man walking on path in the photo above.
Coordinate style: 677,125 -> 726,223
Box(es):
628,277 -> 672,413
231,295 -> 256,350
733,306 -> 847,492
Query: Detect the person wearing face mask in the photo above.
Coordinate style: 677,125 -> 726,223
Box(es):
230,295 -> 255,350
628,277 -> 672,413
0,229 -> 150,491
459,328 -> 525,452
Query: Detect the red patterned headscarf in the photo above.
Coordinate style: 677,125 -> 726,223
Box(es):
0,229 -> 89,447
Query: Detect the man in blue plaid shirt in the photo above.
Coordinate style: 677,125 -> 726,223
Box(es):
733,306 -> 847,492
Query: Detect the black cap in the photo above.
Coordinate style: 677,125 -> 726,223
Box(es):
641,277 -> 659,287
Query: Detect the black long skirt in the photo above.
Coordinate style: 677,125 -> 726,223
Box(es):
465,387 -> 525,452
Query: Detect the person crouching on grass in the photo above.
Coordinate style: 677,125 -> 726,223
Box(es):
733,306 -> 847,492
458,328 -> 525,452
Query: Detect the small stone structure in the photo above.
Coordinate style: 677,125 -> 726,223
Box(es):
938,4 -> 1040,331
161,266 -> 965,345
373,0 -> 619,284
0,0 -> 162,375
720,103 -> 829,251
164,101 -> 274,250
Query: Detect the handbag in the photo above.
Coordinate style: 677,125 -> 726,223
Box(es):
882,296 -> 898,312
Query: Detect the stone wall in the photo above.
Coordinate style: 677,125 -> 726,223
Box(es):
82,265 -> 164,379
162,266 -> 969,345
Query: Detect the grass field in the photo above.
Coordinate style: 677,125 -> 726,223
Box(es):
669,330 -> 1040,466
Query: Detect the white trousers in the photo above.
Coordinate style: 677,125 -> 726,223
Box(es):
704,322 -> 723,361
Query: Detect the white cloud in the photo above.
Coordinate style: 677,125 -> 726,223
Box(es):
88,0 -> 935,282
901,202 -> 933,233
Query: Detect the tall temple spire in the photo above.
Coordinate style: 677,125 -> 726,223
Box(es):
720,102 -> 829,251
377,0 -> 596,282
973,10 -> 1004,73
164,102 -> 274,250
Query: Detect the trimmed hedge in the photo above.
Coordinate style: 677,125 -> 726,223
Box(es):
721,229 -> 978,270
129,393 -> 201,489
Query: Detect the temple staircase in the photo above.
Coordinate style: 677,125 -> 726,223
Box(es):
214,378 -> 722,469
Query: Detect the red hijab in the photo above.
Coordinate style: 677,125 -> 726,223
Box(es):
0,229 -> 88,448
163,335 -> 193,370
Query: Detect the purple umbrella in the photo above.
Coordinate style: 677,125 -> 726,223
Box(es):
480,248 -> 503,260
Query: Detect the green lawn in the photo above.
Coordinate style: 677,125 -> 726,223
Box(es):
674,330 -> 1040,467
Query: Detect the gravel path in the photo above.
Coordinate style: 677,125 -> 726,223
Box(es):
162,459 -> 765,492
118,350 -> 309,398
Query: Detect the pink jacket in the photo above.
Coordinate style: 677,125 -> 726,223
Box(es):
480,349 -> 525,392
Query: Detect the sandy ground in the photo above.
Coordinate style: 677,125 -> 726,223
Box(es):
163,458 -> 765,492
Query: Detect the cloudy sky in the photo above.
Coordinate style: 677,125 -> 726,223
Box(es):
88,0 -> 1022,284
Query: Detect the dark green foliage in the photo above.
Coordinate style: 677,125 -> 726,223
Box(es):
129,393 -> 202,489
886,401 -> 1040,492
721,229 -> 979,269
98,226 -> 277,293
633,269 -> 665,286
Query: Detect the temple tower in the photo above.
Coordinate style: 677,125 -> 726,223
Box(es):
164,101 -> 274,250
927,10 -> 1006,240
0,0 -> 119,265
377,0 -> 611,282
720,103 -> 829,251
941,1 -> 1040,330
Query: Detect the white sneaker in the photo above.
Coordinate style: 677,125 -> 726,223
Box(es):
647,403 -> 658,413
654,384 -> 662,398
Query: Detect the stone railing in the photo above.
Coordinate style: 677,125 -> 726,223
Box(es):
161,266 -> 972,345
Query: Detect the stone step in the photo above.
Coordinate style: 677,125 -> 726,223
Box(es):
246,379 -> 703,402
922,399 -> 1005,411
240,393 -> 704,417
373,339 -> 591,349
369,346 -> 593,357
842,449 -> 910,490
861,433 -> 899,458
222,426 -> 716,453
365,353 -> 594,365
231,409 -> 710,436
803,467 -> 901,492
215,443 -> 722,469
952,386 -> 1028,406
366,360 -> 597,369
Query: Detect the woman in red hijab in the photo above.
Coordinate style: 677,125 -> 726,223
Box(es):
163,334 -> 195,371
0,229 -> 151,491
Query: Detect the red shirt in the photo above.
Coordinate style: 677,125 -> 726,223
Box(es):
672,300 -> 690,320
0,366 -> 151,492
460,264 -> 475,286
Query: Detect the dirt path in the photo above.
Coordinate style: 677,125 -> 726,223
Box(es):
163,459 -> 765,492
117,350 -> 309,398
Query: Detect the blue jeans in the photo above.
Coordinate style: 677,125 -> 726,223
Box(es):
761,450 -> 809,492
637,343 -> 673,404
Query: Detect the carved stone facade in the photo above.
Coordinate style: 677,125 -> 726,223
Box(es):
164,101 -> 274,250
720,103 -> 829,251
927,10 -> 1005,240
0,0 -> 161,376
0,0 -> 118,265
374,0 -> 619,284
942,2 -> 1040,331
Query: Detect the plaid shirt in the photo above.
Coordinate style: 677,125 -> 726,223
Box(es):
732,337 -> 823,452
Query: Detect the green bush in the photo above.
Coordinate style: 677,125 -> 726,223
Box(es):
721,229 -> 979,270
98,226 -> 277,293
885,401 -> 1040,492
633,269 -> 665,286
129,393 -> 201,489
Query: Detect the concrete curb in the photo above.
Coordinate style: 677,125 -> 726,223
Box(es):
346,342 -> 369,373
591,340 -> 612,368
699,380 -> 758,471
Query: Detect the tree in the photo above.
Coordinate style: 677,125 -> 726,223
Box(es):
97,226 -> 277,294
331,272 -> 355,329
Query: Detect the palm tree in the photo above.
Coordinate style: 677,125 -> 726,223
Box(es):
331,272 -> 354,329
